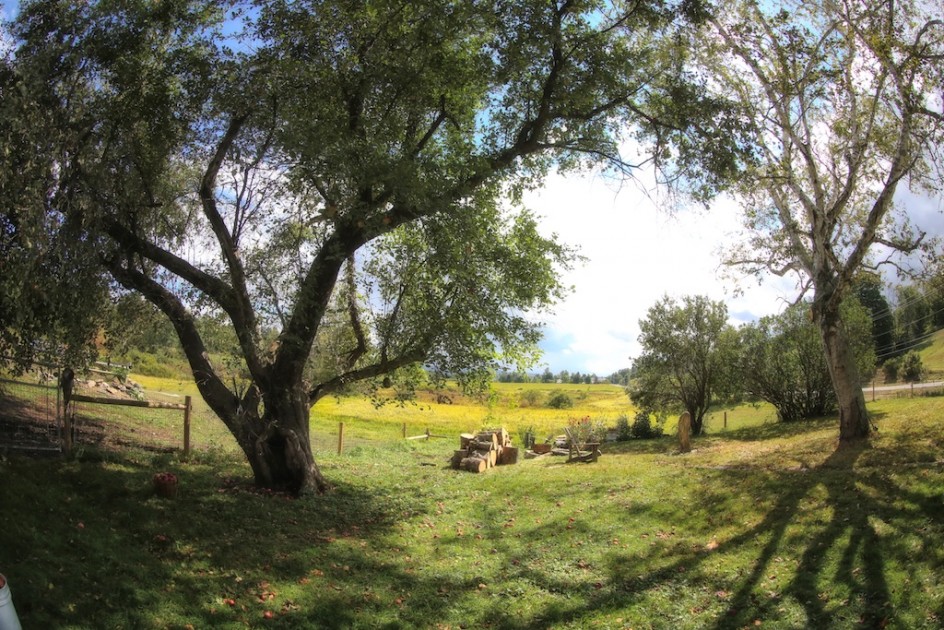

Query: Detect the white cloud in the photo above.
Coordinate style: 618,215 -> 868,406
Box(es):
522,169 -> 796,376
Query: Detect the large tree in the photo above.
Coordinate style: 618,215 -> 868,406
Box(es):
700,0 -> 944,444
629,295 -> 740,436
4,0 -> 733,493
0,47 -> 107,369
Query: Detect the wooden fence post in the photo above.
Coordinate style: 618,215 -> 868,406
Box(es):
183,395 -> 192,457
426,427 -> 431,441
338,421 -> 345,455
61,367 -> 75,455
402,422 -> 407,439
723,411 -> 727,430
872,380 -> 876,402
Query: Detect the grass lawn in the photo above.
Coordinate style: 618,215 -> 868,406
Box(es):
1,382 -> 943,628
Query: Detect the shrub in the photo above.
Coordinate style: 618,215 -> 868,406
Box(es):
615,415 -> 632,441
547,391 -> 573,409
882,358 -> 900,383
902,352 -> 925,382
632,410 -> 655,439
566,416 -> 606,449
519,390 -> 542,407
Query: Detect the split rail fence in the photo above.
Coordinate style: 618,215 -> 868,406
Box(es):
1,362 -> 438,457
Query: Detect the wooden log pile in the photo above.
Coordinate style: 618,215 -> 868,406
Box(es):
450,427 -> 519,473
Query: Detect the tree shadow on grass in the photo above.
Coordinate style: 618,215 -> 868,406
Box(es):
4,417 -> 941,629
717,416 -> 837,442
506,436 -> 942,629
0,451 -> 451,629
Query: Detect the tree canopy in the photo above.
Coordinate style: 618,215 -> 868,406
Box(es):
629,295 -> 740,436
697,0 -> 944,443
2,0 -> 735,493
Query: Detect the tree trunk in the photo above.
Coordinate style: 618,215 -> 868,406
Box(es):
240,386 -> 330,495
816,303 -> 870,444
687,406 -> 704,436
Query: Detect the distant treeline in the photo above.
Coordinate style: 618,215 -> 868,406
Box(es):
494,367 -> 632,386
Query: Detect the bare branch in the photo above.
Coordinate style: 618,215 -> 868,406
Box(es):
341,255 -> 367,371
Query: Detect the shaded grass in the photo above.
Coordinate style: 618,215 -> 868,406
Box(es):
2,391 -> 944,628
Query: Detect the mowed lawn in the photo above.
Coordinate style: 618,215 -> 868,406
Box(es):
1,379 -> 942,629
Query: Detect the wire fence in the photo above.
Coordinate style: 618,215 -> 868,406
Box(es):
0,374 -> 62,453
0,362 -> 418,457
865,380 -> 944,402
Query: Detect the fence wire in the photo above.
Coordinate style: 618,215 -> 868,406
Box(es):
1,369 -> 411,458
0,375 -> 62,453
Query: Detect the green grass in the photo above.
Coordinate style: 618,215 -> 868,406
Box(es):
918,328 -> 944,378
2,383 -> 944,628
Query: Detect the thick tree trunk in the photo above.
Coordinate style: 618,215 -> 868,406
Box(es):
816,304 -> 870,444
688,407 -> 705,436
240,386 -> 330,495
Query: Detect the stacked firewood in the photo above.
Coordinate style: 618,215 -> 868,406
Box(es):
450,427 -> 519,473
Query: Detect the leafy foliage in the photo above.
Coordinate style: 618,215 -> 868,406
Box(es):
547,391 -> 574,409
853,275 -> 895,364
901,352 -> 926,383
565,415 -> 606,450
3,0 -> 741,491
739,300 -> 874,423
631,410 -> 661,439
629,295 -> 740,435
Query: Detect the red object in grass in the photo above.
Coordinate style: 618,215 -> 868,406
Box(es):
153,472 -> 179,498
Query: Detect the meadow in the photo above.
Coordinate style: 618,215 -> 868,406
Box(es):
2,370 -> 943,628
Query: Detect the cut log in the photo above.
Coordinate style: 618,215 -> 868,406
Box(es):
498,446 -> 519,465
461,457 -> 487,473
469,439 -> 496,453
475,432 -> 499,448
451,426 -> 517,471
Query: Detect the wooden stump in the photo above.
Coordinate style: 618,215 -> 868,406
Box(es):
678,411 -> 692,453
451,426 -> 518,472
461,456 -> 487,473
475,432 -> 499,449
499,446 -> 519,465
459,433 -> 476,449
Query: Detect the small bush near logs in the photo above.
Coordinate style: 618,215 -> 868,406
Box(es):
450,427 -> 518,473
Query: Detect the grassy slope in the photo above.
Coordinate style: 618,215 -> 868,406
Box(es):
2,380 -> 943,628
918,328 -> 944,379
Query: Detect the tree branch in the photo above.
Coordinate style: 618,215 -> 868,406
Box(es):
105,256 -> 243,428
198,113 -> 268,382
308,347 -> 427,404
103,219 -> 239,310
341,254 -> 367,371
